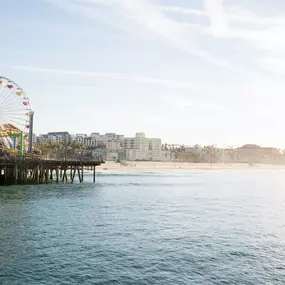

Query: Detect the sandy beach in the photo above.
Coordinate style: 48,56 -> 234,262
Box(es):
95,161 -> 285,173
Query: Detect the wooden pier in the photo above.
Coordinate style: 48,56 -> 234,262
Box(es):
0,158 -> 104,185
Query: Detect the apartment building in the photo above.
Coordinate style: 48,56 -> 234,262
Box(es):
106,141 -> 122,150
123,133 -> 162,161
38,132 -> 71,144
74,134 -> 87,144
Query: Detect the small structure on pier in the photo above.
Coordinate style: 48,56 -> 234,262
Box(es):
0,76 -> 34,155
0,157 -> 104,185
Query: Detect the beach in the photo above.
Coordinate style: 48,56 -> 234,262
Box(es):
96,161 -> 285,172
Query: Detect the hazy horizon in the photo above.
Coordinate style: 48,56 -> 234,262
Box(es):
1,0 -> 285,147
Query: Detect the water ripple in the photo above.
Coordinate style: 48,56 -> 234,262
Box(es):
1,170 -> 285,284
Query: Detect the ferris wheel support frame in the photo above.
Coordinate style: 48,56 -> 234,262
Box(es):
19,131 -> 23,155
10,131 -> 24,155
13,136 -> 17,149
28,112 -> 34,153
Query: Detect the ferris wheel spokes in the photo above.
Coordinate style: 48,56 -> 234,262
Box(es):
0,76 -> 33,154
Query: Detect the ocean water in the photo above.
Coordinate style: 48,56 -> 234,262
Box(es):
1,170 -> 285,284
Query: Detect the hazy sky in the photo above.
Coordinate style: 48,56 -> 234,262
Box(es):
1,0 -> 285,146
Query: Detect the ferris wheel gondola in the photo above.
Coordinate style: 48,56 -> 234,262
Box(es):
0,76 -> 33,153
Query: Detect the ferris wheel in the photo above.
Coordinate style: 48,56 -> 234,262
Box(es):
0,76 -> 33,152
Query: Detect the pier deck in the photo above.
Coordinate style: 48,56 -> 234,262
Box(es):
0,158 -> 104,185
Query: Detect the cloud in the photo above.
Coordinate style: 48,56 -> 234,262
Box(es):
258,58 -> 285,75
204,0 -> 228,36
163,1 -> 285,75
162,4 -> 283,26
47,0 -> 226,66
46,0 -> 285,75
162,6 -> 206,17
12,65 -> 199,89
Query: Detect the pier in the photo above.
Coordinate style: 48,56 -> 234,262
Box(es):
0,157 -> 104,185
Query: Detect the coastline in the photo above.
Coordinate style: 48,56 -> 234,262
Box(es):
95,161 -> 285,173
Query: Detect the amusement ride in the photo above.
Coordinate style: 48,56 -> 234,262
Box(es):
0,76 -> 34,156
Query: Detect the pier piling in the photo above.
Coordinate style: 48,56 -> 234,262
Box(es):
0,158 -> 104,185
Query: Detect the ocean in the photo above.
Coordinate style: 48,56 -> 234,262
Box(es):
1,170 -> 285,284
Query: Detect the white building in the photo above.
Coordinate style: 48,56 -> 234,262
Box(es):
37,131 -> 126,152
32,133 -> 37,144
148,138 -> 162,161
106,141 -> 121,150
37,134 -> 46,143
71,134 -> 99,147
84,136 -> 98,147
94,133 -> 124,144
105,133 -> 117,141
123,133 -> 162,161
38,132 -> 69,144
74,134 -> 87,144
90,132 -> 101,141
160,150 -> 172,161
71,132 -> 124,148
116,135 -> 125,141
37,132 -> 71,144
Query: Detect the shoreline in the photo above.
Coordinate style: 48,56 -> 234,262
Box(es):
95,161 -> 285,173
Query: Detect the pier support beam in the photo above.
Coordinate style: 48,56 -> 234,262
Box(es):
71,167 -> 76,183
93,165 -> 96,183
62,168 -> 67,182
56,167 -> 59,183
14,165 -> 18,184
77,167 -> 82,183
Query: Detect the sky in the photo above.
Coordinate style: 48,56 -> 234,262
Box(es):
1,0 -> 285,147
